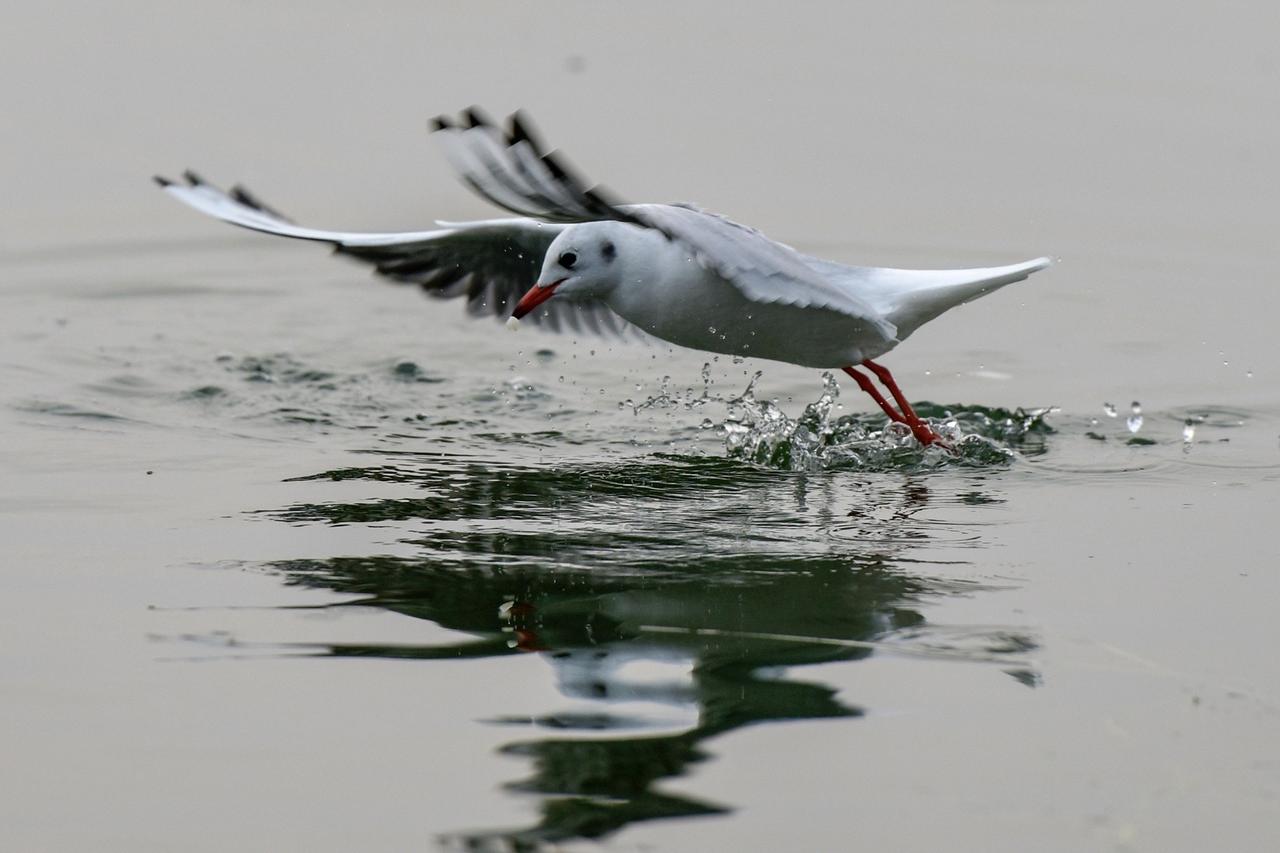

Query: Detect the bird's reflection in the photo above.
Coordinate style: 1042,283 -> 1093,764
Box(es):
261,453 -> 1032,849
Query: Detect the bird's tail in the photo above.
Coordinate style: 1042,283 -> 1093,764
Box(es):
869,257 -> 1052,341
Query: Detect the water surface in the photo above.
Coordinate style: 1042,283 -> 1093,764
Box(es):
2,4 -> 1279,851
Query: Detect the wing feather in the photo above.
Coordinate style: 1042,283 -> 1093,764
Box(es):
159,109 -> 1045,351
154,172 -> 642,339
428,109 -> 897,341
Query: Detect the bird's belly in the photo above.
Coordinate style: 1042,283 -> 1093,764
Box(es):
608,271 -> 893,368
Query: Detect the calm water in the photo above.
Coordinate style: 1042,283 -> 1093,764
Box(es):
3,4 -> 1279,851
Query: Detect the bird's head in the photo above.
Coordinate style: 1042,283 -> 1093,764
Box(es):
512,223 -> 624,319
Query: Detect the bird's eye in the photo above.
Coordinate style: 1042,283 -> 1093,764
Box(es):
559,251 -> 577,269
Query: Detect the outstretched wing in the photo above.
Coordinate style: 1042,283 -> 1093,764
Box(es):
154,171 -> 639,337
431,108 -> 897,341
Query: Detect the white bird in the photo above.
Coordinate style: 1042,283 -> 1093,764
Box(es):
156,107 -> 1050,447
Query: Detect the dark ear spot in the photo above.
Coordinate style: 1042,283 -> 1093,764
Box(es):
601,241 -> 616,262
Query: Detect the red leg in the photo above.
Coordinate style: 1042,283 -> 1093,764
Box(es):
850,360 -> 945,448
841,366 -> 907,424
861,359 -> 920,421
506,600 -> 548,652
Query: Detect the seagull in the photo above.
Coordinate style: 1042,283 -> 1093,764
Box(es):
156,107 -> 1050,447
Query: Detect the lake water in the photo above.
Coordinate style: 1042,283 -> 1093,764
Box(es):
2,4 -> 1278,851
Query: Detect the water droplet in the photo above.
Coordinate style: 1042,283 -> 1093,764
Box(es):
1126,401 -> 1143,433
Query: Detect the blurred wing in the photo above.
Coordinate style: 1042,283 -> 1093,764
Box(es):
154,171 -> 640,338
432,108 -> 897,341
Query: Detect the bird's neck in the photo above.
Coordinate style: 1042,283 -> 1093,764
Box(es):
603,237 -> 715,333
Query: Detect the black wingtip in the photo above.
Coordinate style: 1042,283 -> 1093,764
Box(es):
582,185 -> 626,216
506,110 -> 544,153
540,150 -> 567,181
464,106 -> 495,129
229,185 -> 256,205
429,114 -> 453,132
152,175 -> 173,188
182,169 -> 206,186
541,150 -> 591,192
229,183 -> 295,223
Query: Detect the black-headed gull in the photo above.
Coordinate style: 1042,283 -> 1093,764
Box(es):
156,108 -> 1050,446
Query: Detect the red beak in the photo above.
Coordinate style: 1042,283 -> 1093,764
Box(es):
512,279 -> 564,319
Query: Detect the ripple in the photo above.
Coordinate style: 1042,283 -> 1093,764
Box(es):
229,354 -> 338,386
389,360 -> 445,383
15,400 -> 138,423
181,385 -> 226,399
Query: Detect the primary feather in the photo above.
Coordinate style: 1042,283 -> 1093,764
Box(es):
154,172 -> 639,338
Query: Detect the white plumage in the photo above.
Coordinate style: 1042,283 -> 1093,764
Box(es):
156,107 -> 1050,446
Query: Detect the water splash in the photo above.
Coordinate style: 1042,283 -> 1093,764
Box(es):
719,372 -> 1053,471
622,366 -> 717,414
627,366 -> 1053,472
